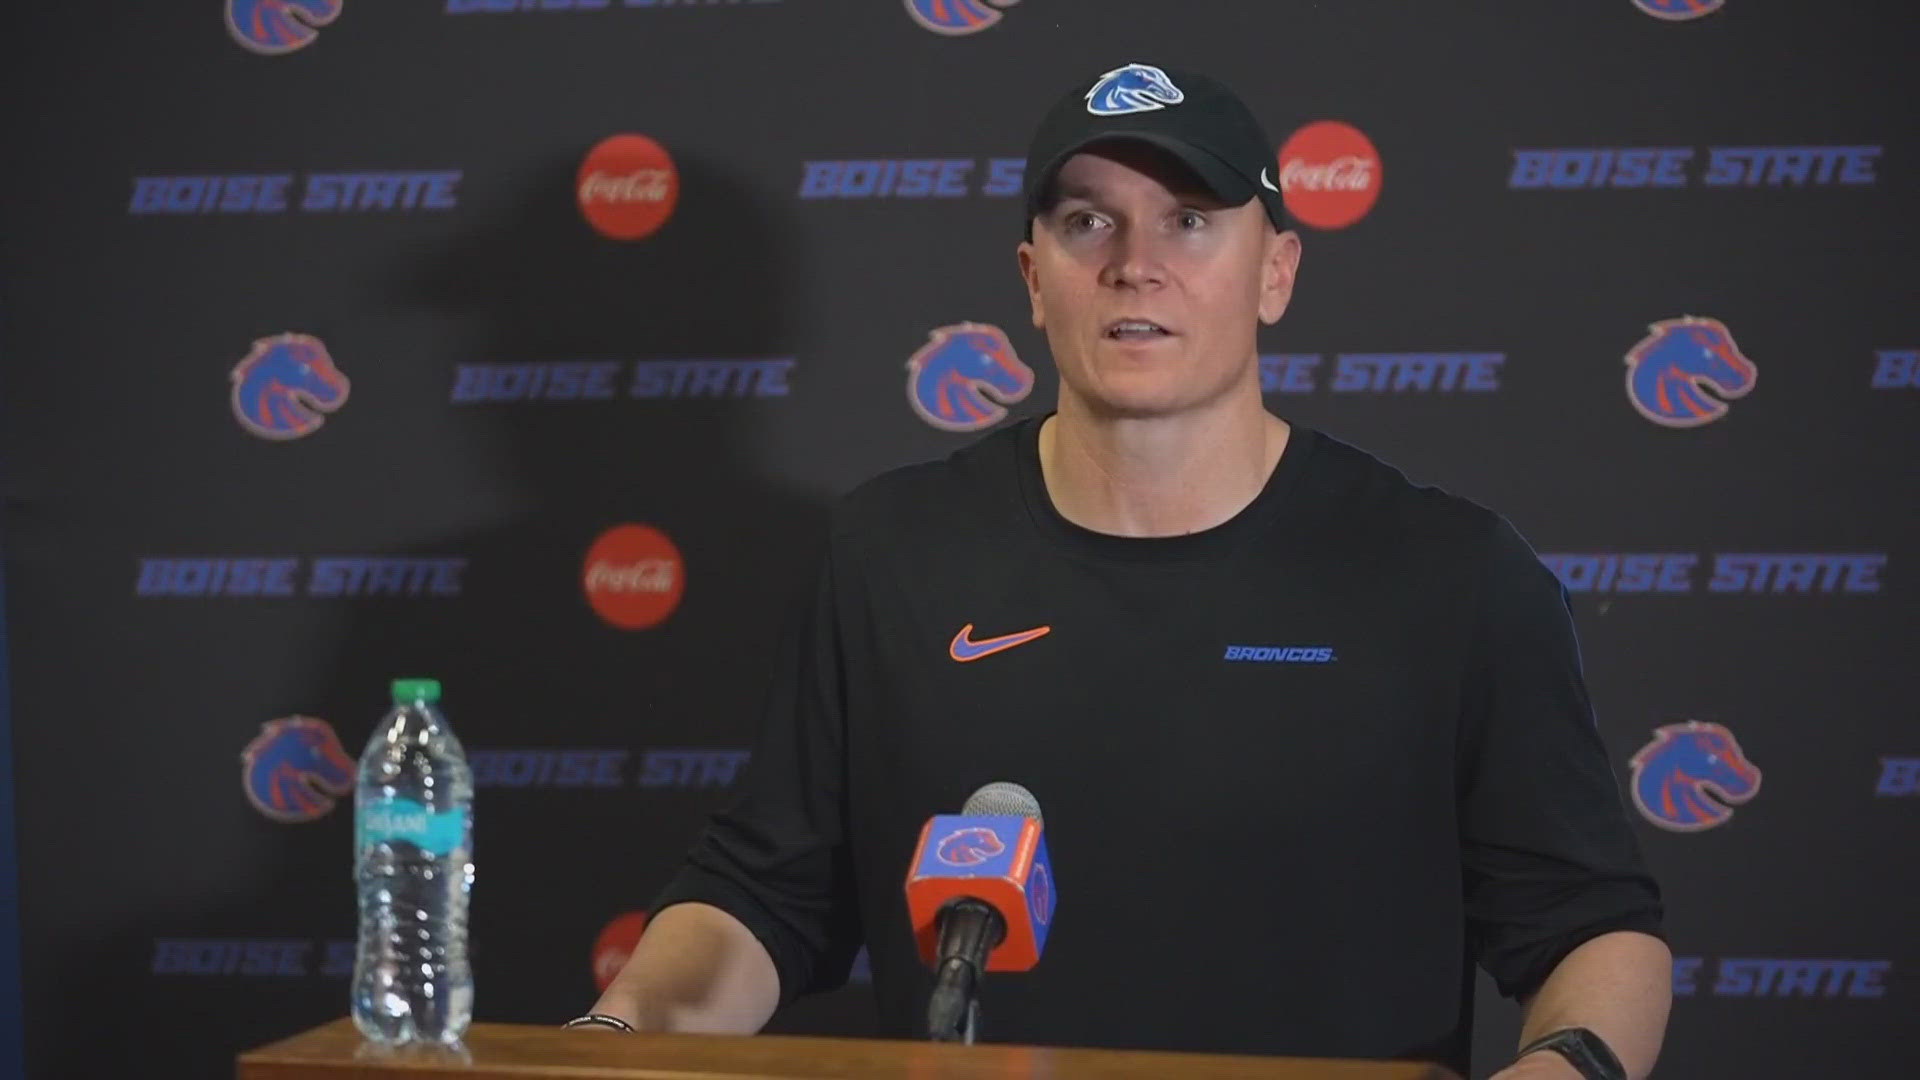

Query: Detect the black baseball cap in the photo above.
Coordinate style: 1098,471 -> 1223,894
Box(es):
1022,62 -> 1290,237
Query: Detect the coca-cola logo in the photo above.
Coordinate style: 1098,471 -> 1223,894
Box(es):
592,911 -> 650,993
582,524 -> 685,630
584,559 -> 677,593
579,169 -> 673,204
1276,121 -> 1382,230
1279,155 -> 1375,192
577,134 -> 679,240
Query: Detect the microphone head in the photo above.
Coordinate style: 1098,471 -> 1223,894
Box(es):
962,781 -> 1042,822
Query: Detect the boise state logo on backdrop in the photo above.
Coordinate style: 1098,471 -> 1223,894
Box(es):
1629,721 -> 1762,832
905,0 -> 1020,35
907,323 -> 1034,431
241,717 -> 357,823
1085,63 -> 1185,116
230,333 -> 351,440
1624,316 -> 1756,427
226,0 -> 343,54
1634,0 -> 1725,20
936,827 -> 1006,867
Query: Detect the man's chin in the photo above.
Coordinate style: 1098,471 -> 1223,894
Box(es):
1066,385 -> 1215,421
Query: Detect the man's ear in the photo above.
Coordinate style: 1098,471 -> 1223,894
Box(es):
1258,228 -> 1302,325
1018,238 -> 1046,330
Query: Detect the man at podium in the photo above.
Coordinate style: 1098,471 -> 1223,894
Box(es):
578,63 -> 1670,1080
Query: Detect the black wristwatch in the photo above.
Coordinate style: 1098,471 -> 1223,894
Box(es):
1514,1027 -> 1625,1080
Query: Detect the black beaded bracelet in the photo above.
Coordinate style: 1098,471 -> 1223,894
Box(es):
562,1013 -> 636,1033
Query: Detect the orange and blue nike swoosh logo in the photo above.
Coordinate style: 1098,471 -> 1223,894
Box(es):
949,623 -> 1051,662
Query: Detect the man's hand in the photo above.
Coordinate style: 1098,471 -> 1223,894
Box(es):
1489,1050 -> 1583,1079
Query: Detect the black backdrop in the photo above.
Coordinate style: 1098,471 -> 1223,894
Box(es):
1,2 -> 1914,1077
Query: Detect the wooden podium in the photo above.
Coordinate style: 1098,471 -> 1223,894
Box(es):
238,1020 -> 1461,1080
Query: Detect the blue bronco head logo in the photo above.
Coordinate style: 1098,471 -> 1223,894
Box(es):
907,323 -> 1034,432
1085,63 -> 1185,116
1624,316 -> 1756,427
230,333 -> 351,440
226,0 -> 343,54
1629,721 -> 1762,832
904,0 -> 1020,36
241,717 -> 358,823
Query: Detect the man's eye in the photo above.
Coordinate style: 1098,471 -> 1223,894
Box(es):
1064,211 -> 1103,233
1176,210 -> 1207,230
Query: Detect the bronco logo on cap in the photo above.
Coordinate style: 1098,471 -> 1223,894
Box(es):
1085,63 -> 1185,117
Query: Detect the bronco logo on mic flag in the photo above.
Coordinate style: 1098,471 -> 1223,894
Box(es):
906,814 -> 1054,971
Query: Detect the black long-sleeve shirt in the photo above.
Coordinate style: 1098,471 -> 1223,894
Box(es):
653,416 -> 1663,1076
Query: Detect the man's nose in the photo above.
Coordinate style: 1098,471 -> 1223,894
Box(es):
1101,225 -> 1166,289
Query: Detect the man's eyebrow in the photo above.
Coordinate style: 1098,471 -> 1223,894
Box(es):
1049,182 -> 1228,209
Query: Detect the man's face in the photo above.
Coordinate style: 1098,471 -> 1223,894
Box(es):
1018,143 -> 1300,419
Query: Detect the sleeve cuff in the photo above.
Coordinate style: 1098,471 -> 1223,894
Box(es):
1501,910 -> 1668,1001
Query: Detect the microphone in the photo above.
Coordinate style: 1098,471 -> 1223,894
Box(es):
903,781 -> 1056,1042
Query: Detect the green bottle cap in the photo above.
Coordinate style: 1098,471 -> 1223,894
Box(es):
390,678 -> 442,704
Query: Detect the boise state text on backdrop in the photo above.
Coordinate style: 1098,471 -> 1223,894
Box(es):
444,0 -> 781,11
130,172 -> 460,214
1538,554 -> 1886,594
1509,147 -> 1879,189
1260,353 -> 1503,393
450,360 -> 794,402
1672,958 -> 1890,999
801,159 -> 1025,199
136,558 -> 465,597
1872,350 -> 1920,388
466,749 -> 749,789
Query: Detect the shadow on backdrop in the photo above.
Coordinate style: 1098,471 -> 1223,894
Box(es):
51,152 -> 878,1079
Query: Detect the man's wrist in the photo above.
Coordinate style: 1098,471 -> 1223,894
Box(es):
1507,1048 -> 1584,1077
1513,1027 -> 1627,1080
562,1013 -> 636,1033
582,987 -> 656,1032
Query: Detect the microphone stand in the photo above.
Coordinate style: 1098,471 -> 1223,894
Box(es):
925,899 -> 1001,1043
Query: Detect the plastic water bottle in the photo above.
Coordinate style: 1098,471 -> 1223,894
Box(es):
352,678 -> 474,1045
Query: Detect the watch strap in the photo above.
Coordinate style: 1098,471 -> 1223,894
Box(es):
1514,1027 -> 1626,1080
